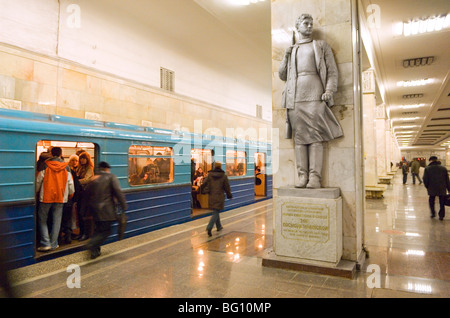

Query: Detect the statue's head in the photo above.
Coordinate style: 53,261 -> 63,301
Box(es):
295,14 -> 313,37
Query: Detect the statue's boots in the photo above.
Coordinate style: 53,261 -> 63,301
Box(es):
306,142 -> 323,189
295,145 -> 309,188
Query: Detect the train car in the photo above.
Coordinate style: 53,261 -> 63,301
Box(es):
0,108 -> 272,269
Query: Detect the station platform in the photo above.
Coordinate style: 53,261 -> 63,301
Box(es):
4,176 -> 449,298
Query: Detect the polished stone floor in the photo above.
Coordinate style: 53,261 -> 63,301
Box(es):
4,171 -> 449,298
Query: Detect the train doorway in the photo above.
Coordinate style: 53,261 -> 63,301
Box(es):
35,140 -> 96,259
191,149 -> 213,218
254,152 -> 266,200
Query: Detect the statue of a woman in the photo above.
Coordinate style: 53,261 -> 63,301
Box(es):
279,14 -> 343,188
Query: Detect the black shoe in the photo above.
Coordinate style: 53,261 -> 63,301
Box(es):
439,217 -> 444,221
90,247 -> 101,259
431,214 -> 436,218
207,230 -> 212,237
79,234 -> 89,241
71,234 -> 81,240
217,226 -> 223,232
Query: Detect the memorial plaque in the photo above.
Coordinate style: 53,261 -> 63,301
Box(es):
281,202 -> 330,243
274,191 -> 342,264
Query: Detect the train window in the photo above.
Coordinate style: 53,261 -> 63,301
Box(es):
128,145 -> 174,186
226,150 -> 246,176
191,149 -> 213,174
37,140 -> 95,164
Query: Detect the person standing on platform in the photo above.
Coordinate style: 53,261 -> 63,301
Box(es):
61,154 -> 81,244
410,158 -> 422,185
75,151 -> 94,241
423,156 -> 450,221
85,162 -> 127,259
401,161 -> 409,185
36,147 -> 75,251
201,162 -> 232,237
0,199 -> 16,298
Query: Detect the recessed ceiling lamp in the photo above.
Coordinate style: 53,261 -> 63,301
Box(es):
399,103 -> 425,109
393,116 -> 421,121
395,14 -> 450,36
228,0 -> 265,5
397,79 -> 433,87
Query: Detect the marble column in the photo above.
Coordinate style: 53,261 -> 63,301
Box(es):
271,0 -> 364,264
386,126 -> 393,172
362,70 -> 378,186
375,105 -> 387,176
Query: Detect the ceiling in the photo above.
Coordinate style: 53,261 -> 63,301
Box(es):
359,0 -> 450,151
96,0 -> 449,151
100,0 -> 272,92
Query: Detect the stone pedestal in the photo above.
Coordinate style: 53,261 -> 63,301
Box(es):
273,187 -> 342,264
263,187 -> 356,278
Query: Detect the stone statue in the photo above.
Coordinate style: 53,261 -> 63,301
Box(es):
279,14 -> 343,188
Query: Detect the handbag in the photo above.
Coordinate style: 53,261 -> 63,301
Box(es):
116,205 -> 128,240
445,194 -> 450,206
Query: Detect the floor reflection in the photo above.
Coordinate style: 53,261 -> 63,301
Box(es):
195,231 -> 273,261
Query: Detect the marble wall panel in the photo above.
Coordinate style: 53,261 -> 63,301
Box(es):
0,44 -> 271,139
33,61 -> 58,86
0,74 -> 15,99
272,0 -> 363,263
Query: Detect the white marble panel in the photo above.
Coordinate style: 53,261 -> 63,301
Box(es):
274,193 -> 343,264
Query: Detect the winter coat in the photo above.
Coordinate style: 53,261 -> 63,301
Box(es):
410,160 -> 420,174
423,161 -> 450,196
85,171 -> 127,222
279,40 -> 338,109
401,163 -> 409,175
36,157 -> 74,203
200,168 -> 232,210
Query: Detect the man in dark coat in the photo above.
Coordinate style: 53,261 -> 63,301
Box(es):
201,162 -> 232,237
423,156 -> 450,220
85,162 -> 127,259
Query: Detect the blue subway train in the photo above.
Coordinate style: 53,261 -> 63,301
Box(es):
0,108 -> 272,269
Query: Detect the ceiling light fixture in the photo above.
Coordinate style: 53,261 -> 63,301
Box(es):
393,116 -> 421,121
396,14 -> 450,36
402,93 -> 424,99
403,56 -> 434,68
397,79 -> 433,87
228,0 -> 265,6
399,104 -> 425,109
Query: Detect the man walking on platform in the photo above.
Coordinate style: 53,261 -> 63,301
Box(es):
410,158 -> 422,185
85,162 -> 127,259
423,156 -> 450,220
201,162 -> 232,237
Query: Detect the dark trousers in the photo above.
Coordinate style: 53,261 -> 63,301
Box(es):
412,173 -> 422,184
402,173 -> 407,184
429,195 -> 445,218
86,221 -> 113,256
0,249 -> 15,298
206,209 -> 222,232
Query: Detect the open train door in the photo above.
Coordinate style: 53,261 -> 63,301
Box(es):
254,152 -> 266,199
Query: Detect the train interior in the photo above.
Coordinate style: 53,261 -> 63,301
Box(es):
190,150 -> 267,218
35,140 -> 97,259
